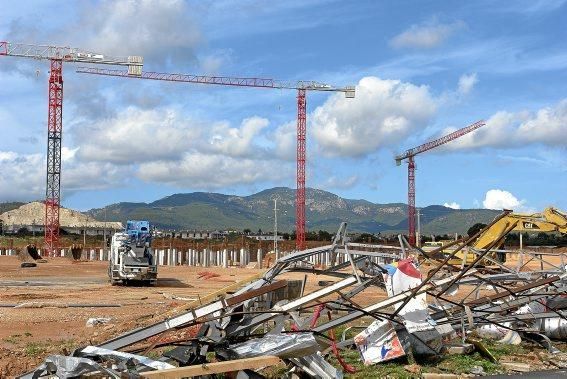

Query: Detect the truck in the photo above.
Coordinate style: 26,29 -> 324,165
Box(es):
108,220 -> 157,285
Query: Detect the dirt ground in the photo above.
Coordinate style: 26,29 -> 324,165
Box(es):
1,249 -> 565,378
0,256 -> 390,377
0,256 -> 259,376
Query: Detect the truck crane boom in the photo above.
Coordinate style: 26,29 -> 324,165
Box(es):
395,120 -> 486,246
0,41 -> 143,255
76,66 -> 355,251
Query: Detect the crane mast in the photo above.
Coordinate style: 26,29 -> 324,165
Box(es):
45,59 -> 63,252
395,120 -> 486,246
0,41 -> 143,256
76,67 -> 355,250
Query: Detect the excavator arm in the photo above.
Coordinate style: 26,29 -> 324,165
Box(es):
543,207 -> 567,232
473,207 -> 567,250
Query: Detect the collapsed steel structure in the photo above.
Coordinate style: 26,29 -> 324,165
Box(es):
21,215 -> 567,378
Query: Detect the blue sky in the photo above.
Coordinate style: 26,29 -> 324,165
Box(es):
0,0 -> 565,212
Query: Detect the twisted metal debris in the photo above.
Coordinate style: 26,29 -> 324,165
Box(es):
20,214 -> 567,378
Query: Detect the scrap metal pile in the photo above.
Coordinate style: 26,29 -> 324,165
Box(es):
21,214 -> 567,378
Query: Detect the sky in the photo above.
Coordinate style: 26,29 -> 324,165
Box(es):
0,0 -> 565,212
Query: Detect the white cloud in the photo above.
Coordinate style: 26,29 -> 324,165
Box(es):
390,20 -> 465,49
199,50 -> 233,74
517,100 -> 567,145
496,151 -> 567,170
496,0 -> 567,14
137,153 -> 291,189
73,108 -> 272,165
64,162 -> 132,192
457,73 -> 478,95
443,99 -> 567,150
0,152 -> 44,201
208,116 -> 269,158
311,76 -> 437,157
62,150 -> 132,192
64,106 -> 296,190
273,121 -> 297,161
61,147 -> 79,162
73,108 -> 200,164
482,189 -> 531,212
0,105 -> 294,194
64,0 -> 202,67
322,175 -> 359,190
4,1 -> 203,71
0,150 -> 129,201
443,202 -> 461,209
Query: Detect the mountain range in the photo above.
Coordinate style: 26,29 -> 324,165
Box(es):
84,187 -> 500,235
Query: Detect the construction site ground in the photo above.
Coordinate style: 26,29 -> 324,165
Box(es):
1,252 -> 567,378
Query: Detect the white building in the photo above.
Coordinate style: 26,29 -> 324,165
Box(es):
249,234 -> 284,241
170,230 -> 229,240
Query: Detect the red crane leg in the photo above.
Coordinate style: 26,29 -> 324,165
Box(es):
407,156 -> 416,246
296,89 -> 307,250
45,59 -> 63,257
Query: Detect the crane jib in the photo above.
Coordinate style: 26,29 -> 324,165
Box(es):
75,67 -> 354,94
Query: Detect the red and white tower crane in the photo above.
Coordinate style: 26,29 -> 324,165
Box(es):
0,42 -> 143,255
395,120 -> 486,246
75,67 -> 355,250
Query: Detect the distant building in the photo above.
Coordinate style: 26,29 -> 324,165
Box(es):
165,230 -> 229,240
1,223 -> 122,236
249,234 -> 284,241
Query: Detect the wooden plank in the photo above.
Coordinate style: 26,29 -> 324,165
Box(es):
142,356 -> 281,378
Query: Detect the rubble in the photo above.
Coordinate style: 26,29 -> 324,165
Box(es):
17,216 -> 567,378
85,318 -> 112,327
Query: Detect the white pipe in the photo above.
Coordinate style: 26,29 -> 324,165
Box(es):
203,249 -> 209,267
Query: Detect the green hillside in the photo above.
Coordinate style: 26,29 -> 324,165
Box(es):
85,187 -> 500,234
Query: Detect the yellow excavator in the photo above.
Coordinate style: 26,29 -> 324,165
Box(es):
473,207 -> 567,250
447,207 -> 567,265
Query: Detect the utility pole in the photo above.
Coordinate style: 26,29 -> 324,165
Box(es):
83,217 -> 87,247
103,207 -> 107,254
273,198 -> 279,260
416,209 -> 421,248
